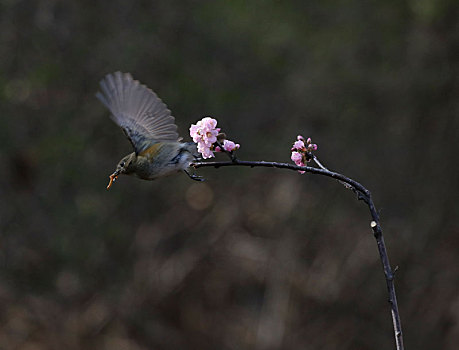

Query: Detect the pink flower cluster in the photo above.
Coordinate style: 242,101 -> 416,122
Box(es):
215,140 -> 240,153
189,117 -> 240,159
290,135 -> 318,174
190,117 -> 220,159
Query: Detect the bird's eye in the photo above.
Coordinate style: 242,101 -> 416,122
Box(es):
120,162 -> 125,167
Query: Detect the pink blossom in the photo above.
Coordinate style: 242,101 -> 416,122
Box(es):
204,133 -> 217,147
293,140 -> 305,150
291,152 -> 306,174
189,124 -> 198,135
190,117 -> 241,159
290,135 -> 318,174
223,140 -> 240,152
291,151 -> 303,164
197,142 -> 215,159
304,137 -> 318,151
292,152 -> 306,174
190,117 -> 220,159
201,147 -> 214,159
190,117 -> 218,140
199,117 -> 218,131
189,125 -> 199,143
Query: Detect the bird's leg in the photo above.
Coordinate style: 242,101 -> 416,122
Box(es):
184,169 -> 205,182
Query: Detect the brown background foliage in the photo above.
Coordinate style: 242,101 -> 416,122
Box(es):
1,1 -> 458,349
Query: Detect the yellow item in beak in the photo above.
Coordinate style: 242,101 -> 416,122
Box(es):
107,172 -> 119,190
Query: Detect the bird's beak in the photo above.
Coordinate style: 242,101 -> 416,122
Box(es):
106,169 -> 121,190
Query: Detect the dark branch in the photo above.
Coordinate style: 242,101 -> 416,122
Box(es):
191,157 -> 403,350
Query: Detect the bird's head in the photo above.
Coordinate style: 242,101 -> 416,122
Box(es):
106,153 -> 136,190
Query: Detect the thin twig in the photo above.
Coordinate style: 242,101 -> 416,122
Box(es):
313,155 -> 353,189
191,157 -> 403,350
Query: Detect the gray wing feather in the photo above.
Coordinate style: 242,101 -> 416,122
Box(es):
96,72 -> 180,154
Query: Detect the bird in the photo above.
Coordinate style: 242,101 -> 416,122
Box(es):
96,72 -> 202,189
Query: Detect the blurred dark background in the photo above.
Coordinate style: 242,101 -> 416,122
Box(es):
1,1 -> 459,349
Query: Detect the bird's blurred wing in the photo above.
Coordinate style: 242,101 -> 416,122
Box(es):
96,71 -> 180,154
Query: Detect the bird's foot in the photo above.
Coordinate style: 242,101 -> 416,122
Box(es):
184,170 -> 205,182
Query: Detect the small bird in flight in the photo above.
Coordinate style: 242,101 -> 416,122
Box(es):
96,72 -> 201,189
